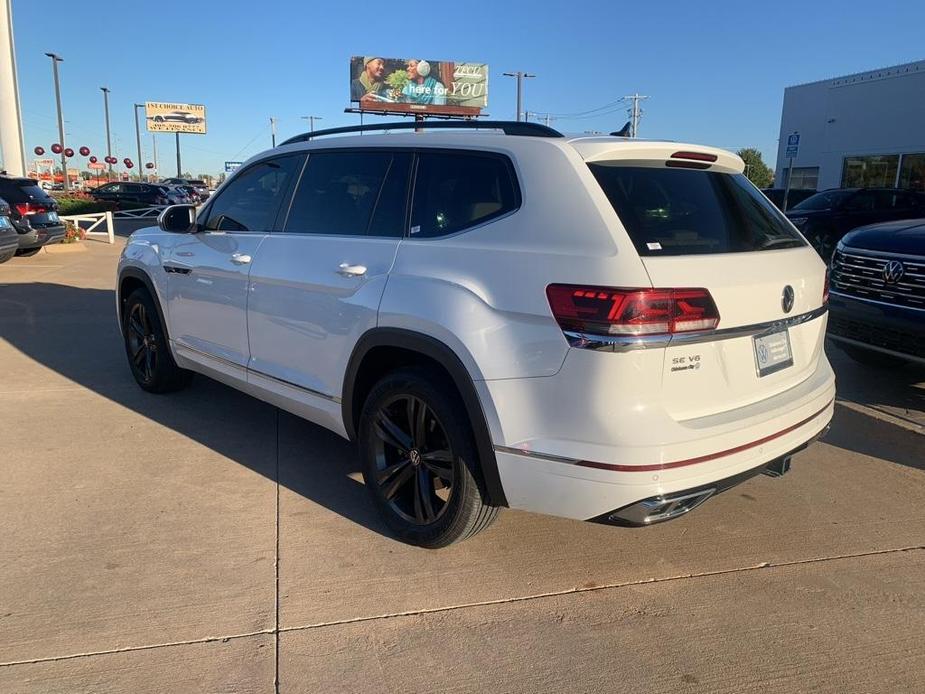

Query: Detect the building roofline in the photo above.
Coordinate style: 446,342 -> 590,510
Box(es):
785,58 -> 925,90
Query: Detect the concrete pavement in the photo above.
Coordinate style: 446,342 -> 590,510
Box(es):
1,239 -> 923,693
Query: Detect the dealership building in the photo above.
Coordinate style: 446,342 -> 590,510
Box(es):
774,59 -> 925,192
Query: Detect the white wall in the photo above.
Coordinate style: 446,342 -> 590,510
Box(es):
775,60 -> 925,189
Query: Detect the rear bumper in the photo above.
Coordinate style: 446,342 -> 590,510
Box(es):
17,224 -> 66,250
828,290 -> 925,362
482,353 -> 836,521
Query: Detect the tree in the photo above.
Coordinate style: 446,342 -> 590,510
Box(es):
737,148 -> 774,188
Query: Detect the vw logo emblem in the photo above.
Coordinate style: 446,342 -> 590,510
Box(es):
409,449 -> 422,466
883,260 -> 905,284
781,285 -> 795,314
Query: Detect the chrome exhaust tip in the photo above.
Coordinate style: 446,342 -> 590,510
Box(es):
606,488 -> 716,526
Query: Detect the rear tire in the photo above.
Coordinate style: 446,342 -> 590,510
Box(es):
0,249 -> 15,263
840,344 -> 910,370
358,367 -> 499,548
15,247 -> 42,257
122,288 -> 192,393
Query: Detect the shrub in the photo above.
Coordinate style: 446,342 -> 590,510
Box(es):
54,195 -> 118,216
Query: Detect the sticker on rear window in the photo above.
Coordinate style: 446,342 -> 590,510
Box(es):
646,242 -> 662,250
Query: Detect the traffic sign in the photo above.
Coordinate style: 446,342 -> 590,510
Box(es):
785,145 -> 798,159
224,161 -> 243,173
787,132 -> 800,147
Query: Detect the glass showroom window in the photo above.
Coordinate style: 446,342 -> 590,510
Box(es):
841,154 -> 899,188
898,153 -> 925,191
781,167 -> 819,189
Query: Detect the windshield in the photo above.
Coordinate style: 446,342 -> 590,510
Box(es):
791,190 -> 852,211
588,164 -> 806,255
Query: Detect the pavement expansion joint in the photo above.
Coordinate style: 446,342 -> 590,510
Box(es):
0,545 -> 920,669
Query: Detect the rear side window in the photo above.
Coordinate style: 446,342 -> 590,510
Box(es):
202,156 -> 302,232
588,165 -> 805,255
284,151 -> 410,237
410,152 -> 519,238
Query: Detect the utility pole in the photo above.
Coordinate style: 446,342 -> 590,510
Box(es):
0,0 -> 26,176
175,132 -> 181,177
133,104 -> 144,182
621,93 -> 649,138
45,52 -> 68,191
301,115 -> 322,133
270,117 -> 277,147
503,71 -> 535,122
526,112 -> 556,127
152,134 -> 158,176
100,87 -> 112,181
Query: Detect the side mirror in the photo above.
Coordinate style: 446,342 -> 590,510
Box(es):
158,204 -> 198,233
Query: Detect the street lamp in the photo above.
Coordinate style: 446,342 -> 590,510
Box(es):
101,87 -> 112,181
502,71 -> 535,122
45,52 -> 68,191
133,104 -> 144,182
301,115 -> 323,133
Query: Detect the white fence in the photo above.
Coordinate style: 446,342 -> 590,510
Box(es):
61,205 -> 167,245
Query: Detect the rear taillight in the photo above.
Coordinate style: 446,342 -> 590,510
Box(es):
546,285 -> 720,337
14,202 -> 48,216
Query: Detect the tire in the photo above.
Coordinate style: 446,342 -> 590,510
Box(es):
358,367 -> 499,548
840,344 -> 910,370
0,249 -> 15,263
122,288 -> 192,393
15,247 -> 42,257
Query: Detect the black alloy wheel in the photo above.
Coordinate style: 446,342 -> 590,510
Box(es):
126,301 -> 158,386
371,394 -> 456,525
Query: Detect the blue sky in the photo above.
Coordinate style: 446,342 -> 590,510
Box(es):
10,0 -> 925,177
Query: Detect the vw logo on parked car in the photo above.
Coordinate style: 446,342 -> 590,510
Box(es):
882,260 -> 905,284
781,285 -> 795,313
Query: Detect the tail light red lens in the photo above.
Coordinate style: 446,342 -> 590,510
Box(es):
14,203 -> 48,216
546,285 -> 720,337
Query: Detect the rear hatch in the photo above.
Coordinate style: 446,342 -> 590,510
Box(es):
0,178 -> 61,229
582,146 -> 828,420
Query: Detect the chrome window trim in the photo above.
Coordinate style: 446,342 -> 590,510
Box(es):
564,305 -> 828,352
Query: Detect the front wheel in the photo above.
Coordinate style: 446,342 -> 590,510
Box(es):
15,247 -> 42,257
0,249 -> 15,263
358,367 -> 499,548
122,288 -> 192,393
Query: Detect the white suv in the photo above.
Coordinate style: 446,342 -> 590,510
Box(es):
117,121 -> 834,547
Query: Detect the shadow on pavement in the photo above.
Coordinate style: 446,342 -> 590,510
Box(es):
0,281 -> 389,539
824,403 -> 924,472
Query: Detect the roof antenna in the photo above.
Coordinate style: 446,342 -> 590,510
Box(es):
610,122 -> 631,137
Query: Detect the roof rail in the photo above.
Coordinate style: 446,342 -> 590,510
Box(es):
279,120 -> 563,146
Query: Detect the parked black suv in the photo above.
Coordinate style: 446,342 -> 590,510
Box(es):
0,175 -> 66,256
761,187 -> 817,211
0,196 -> 19,263
161,178 -> 210,201
786,188 -> 925,260
89,182 -> 170,208
828,219 -> 925,367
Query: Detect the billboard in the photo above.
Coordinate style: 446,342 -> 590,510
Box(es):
145,101 -> 207,134
350,56 -> 488,116
224,161 -> 243,173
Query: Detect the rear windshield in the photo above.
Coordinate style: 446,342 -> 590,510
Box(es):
588,164 -> 805,255
790,190 -> 852,211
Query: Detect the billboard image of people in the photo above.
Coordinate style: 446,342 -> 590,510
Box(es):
350,56 -> 488,116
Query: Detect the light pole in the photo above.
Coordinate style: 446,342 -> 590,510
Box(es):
301,115 -> 322,133
270,117 -> 277,147
100,87 -> 112,181
45,52 -> 67,191
133,104 -> 144,182
502,71 -> 535,122
0,0 -> 26,177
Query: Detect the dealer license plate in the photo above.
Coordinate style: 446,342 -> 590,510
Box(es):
753,329 -> 793,377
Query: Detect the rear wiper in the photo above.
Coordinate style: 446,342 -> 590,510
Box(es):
760,237 -> 804,249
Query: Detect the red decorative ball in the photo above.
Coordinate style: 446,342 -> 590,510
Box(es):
124,160 -> 134,168
145,162 -> 154,169
64,148 -> 75,157
51,143 -> 62,154
79,146 -> 90,156
34,146 -> 45,156
89,156 -> 98,163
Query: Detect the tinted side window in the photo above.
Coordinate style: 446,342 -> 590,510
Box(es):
284,151 -> 401,236
410,152 -> 519,238
844,192 -> 876,211
203,156 -> 301,232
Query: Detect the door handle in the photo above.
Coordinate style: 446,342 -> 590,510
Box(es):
337,263 -> 367,277
231,253 -> 252,265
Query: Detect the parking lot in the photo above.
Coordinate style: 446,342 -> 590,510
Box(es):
1,236 -> 923,693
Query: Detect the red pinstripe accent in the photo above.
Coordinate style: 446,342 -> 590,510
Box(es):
576,399 -> 834,473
